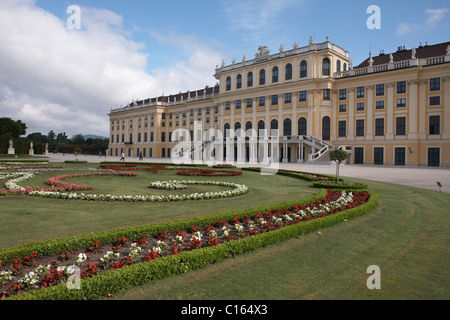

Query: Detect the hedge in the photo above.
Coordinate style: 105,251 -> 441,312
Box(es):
312,181 -> 368,190
7,190 -> 378,300
64,160 -> 88,164
241,167 -> 342,182
99,161 -> 209,167
0,189 -> 328,265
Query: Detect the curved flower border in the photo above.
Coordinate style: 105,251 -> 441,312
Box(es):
1,170 -> 248,202
0,189 -> 372,299
28,180 -> 248,202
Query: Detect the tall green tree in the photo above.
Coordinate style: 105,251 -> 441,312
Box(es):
0,117 -> 27,138
71,134 -> 86,145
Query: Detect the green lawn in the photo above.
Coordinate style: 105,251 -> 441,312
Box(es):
0,163 -> 315,248
103,178 -> 450,300
1,162 -> 449,300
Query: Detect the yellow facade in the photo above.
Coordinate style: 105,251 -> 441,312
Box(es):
109,38 -> 450,166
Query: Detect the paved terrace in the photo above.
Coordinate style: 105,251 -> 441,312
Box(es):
18,153 -> 449,194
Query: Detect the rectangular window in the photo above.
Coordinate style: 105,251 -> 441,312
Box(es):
138,133 -> 141,143
225,102 -> 230,110
150,132 -> 154,142
144,132 -> 148,142
161,132 -> 165,142
247,98 -> 253,108
356,102 -> 365,111
259,97 -> 265,106
338,120 -> 346,137
198,108 -> 202,116
356,119 -> 365,136
430,78 -> 441,91
271,95 -> 278,105
429,96 -> 441,106
429,115 -> 440,135
339,104 -> 347,113
339,89 -> 347,100
235,100 -> 241,109
374,147 -> 384,165
285,93 -> 292,103
323,89 -> 330,101
299,91 -> 307,102
206,107 -> 210,115
396,98 -> 406,108
354,147 -> 364,164
397,81 -> 406,94
396,117 -> 406,135
375,118 -> 384,136
375,100 -> 385,109
357,86 -> 365,98
395,148 -> 406,166
376,84 -> 385,96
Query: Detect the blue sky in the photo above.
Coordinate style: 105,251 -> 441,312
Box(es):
37,0 -> 450,70
0,0 -> 449,137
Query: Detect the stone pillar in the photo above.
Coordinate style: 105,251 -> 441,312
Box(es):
366,85 -> 374,140
386,82 -> 394,140
348,88 -> 355,140
443,76 -> 450,140
408,80 -> 419,140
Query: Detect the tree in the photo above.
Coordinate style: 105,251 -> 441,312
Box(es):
27,132 -> 48,144
71,134 -> 86,145
330,149 -> 349,184
0,118 -> 27,138
48,130 -> 56,142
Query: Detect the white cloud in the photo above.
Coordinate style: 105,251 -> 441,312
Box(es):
222,0 -> 306,41
0,0 -> 221,137
396,22 -> 416,35
397,7 -> 449,36
425,8 -> 449,26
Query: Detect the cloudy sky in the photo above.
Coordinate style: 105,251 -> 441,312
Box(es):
0,0 -> 449,138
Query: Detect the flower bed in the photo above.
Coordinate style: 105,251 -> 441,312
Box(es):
176,168 -> 243,177
99,164 -> 167,173
0,171 -> 138,196
0,189 -> 374,300
0,169 -> 247,202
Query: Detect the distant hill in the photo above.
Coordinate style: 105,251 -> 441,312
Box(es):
83,134 -> 108,140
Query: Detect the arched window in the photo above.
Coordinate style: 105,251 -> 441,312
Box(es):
300,60 -> 307,78
224,123 -> 231,138
336,60 -> 341,73
257,120 -> 265,138
226,77 -> 231,91
322,58 -> 330,76
247,72 -> 253,87
272,66 -> 278,83
270,119 -> 279,136
343,63 -> 347,71
236,74 -> 242,89
245,121 -> 253,137
283,118 -> 292,137
322,116 -> 331,141
234,122 -> 241,137
298,117 -> 307,136
259,69 -> 265,85
285,63 -> 292,80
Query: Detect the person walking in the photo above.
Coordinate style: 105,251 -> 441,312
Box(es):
139,152 -> 143,161
120,151 -> 125,161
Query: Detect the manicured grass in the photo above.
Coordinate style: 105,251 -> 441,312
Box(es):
2,162 -> 448,300
104,178 -> 450,300
0,163 -> 315,248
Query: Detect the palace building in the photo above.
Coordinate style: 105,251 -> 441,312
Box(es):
108,37 -> 450,167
